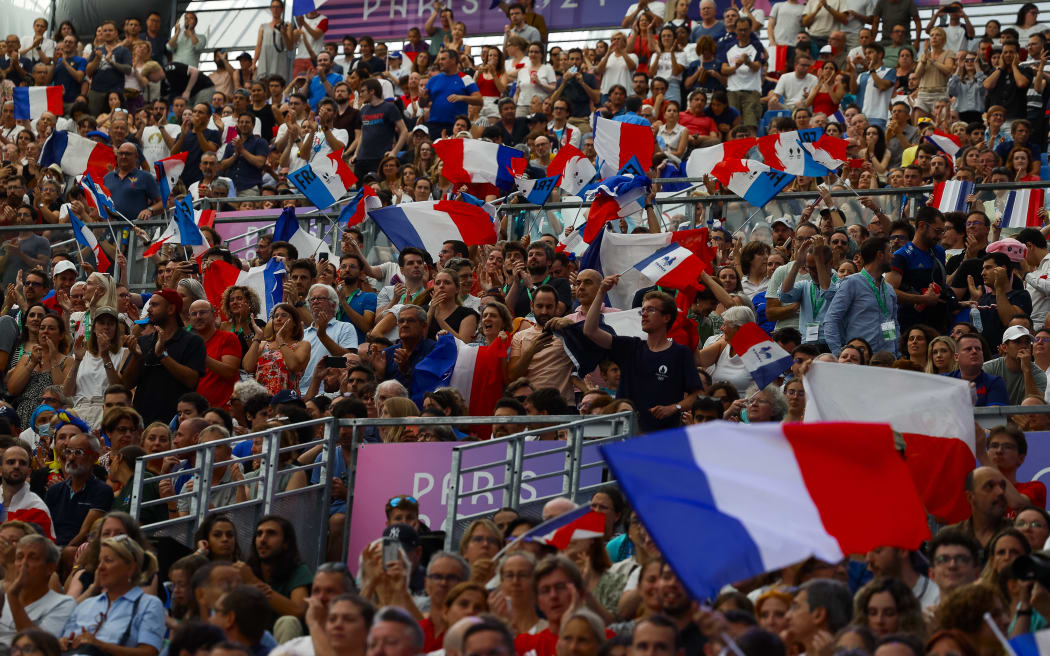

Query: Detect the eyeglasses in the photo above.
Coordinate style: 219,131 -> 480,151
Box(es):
1035,337 -> 1050,344
889,235 -> 907,241
785,389 -> 805,398
65,448 -> 86,457
538,581 -> 571,596
987,441 -> 1018,451
1016,519 -> 1048,530
934,553 -> 974,566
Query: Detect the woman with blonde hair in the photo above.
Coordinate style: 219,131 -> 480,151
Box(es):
458,518 -> 502,584
66,306 -> 127,427
926,336 -> 958,374
378,397 -> 421,443
70,271 -> 118,336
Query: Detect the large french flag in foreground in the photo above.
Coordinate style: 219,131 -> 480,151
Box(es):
593,115 -> 655,178
40,130 -> 115,180
273,206 -> 331,258
711,159 -> 795,208
602,421 -> 930,600
634,243 -> 707,290
288,150 -> 357,210
204,259 -> 286,321
931,180 -> 974,213
338,185 -> 381,227
804,361 -> 976,523
64,205 -> 112,273
728,321 -> 793,389
1002,189 -> 1045,229
154,152 -> 187,208
514,505 -> 606,550
1012,629 -> 1050,656
433,138 -> 526,192
370,200 -> 497,254
410,333 -> 510,420
685,138 -> 757,178
13,86 -> 63,121
547,144 -> 596,196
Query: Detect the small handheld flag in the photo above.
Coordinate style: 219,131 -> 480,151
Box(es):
633,243 -> 707,290
287,149 -> 357,210
65,204 -> 112,273
338,185 -> 381,227
931,180 -> 975,213
515,175 -> 559,207
1002,189 -> 1045,229
728,321 -> 793,389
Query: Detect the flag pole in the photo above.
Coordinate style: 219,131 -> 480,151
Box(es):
720,633 -> 746,656
983,612 -> 1018,656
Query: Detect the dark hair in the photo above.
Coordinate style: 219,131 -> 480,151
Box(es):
217,585 -> 271,643
178,392 -> 209,416
526,388 -> 570,415
463,616 -> 516,655
642,290 -> 677,327
194,514 -> 243,562
798,579 -> 853,634
11,629 -> 60,656
988,423 -> 1027,455
204,407 -> 234,434
928,529 -> 981,564
247,515 -> 302,582
859,237 -> 889,264
398,247 -> 428,267
268,240 -> 298,259
167,621 -> 226,656
494,397 -> 527,415
635,614 -> 682,650
1017,227 -> 1048,250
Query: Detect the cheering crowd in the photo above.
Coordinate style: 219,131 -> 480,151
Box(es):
0,0 -> 1049,655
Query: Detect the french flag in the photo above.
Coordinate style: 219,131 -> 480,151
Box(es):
64,204 -> 112,273
12,86 -> 63,121
799,134 -> 850,171
633,243 -> 707,290
273,206 -> 332,258
773,45 -> 790,71
292,1 -> 329,17
1002,189 -> 1045,228
547,143 -> 596,196
685,138 -> 757,178
583,173 -> 651,242
1012,629 -> 1050,656
510,504 -> 607,550
204,258 -> 286,321
593,115 -> 655,177
410,332 -> 511,422
143,196 -> 207,258
338,185 -> 381,227
154,152 -> 187,208
925,130 -> 961,160
728,321 -> 794,389
40,130 -> 115,180
369,200 -> 497,254
931,180 -> 974,213
433,138 -> 527,192
288,149 -> 357,210
710,159 -> 794,208
758,129 -> 830,176
804,361 -> 977,523
5,486 -> 54,541
515,175 -> 560,206
78,174 -> 114,219
601,420 -> 930,599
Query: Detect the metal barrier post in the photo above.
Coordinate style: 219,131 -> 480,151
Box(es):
193,446 -> 215,528
444,446 -> 464,551
508,438 -> 525,511
567,423 -> 586,498
315,417 -> 335,567
340,421 -> 362,563
129,456 -> 145,520
261,428 -> 282,515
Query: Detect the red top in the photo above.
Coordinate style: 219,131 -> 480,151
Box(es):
197,329 -> 241,408
419,617 -> 444,653
679,111 -> 719,137
1017,480 -> 1047,509
811,92 -> 838,118
476,73 -> 501,98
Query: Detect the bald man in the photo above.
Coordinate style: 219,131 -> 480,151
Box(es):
104,141 -> 162,220
546,269 -> 617,330
189,299 -> 241,408
542,496 -> 576,520
939,466 -> 1010,549
173,417 -> 211,493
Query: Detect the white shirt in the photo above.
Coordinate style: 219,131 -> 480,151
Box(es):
287,127 -> 350,172
1025,252 -> 1050,325
773,72 -> 818,108
300,318 -> 359,395
770,1 -> 807,45
599,53 -> 637,95
725,43 -> 763,92
188,176 -> 236,200
140,124 -> 184,169
0,589 -> 75,647
20,35 -> 56,62
295,14 -> 328,59
803,0 -> 846,37
516,64 -> 557,109
860,66 -> 896,121
649,51 -> 688,83
943,24 -> 969,54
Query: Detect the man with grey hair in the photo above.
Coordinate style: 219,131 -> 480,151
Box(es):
784,579 -> 853,656
369,304 -> 436,389
104,141 -> 163,221
177,424 -> 245,516
368,606 -> 425,656
0,534 -> 74,646
418,551 -> 471,614
300,283 -> 358,396
45,432 -> 112,549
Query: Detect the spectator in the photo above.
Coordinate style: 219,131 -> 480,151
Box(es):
85,22 -> 132,116
239,515 -> 311,640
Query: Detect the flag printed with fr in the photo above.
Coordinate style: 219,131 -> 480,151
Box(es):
516,175 -> 559,206
931,180 -> 974,213
1002,189 -> 1045,228
803,361 -> 976,522
287,149 -> 357,209
601,421 -> 930,600
12,86 -> 63,121
729,322 -> 794,389
204,259 -> 286,321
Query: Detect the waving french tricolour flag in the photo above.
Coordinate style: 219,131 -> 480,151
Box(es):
925,131 -> 961,160
710,159 -> 794,208
274,206 -> 331,258
633,243 -> 707,290
338,185 -> 381,227
409,333 -> 511,420
204,259 -> 286,321
288,149 -> 357,210
1002,189 -> 1046,229
40,130 -> 115,179
685,137 -> 757,178
433,138 -> 526,192
931,180 -> 974,213
583,173 -> 651,242
143,197 -> 207,258
370,200 -> 497,254
547,143 -> 596,196
12,86 -> 63,121
601,420 -> 930,600
515,175 -> 560,206
63,204 -> 112,273
1012,629 -> 1050,656
799,134 -> 850,170
508,505 -> 607,551
593,114 -> 656,177
729,321 -> 793,389
154,152 -> 187,208
77,174 -> 115,219
757,129 -> 830,176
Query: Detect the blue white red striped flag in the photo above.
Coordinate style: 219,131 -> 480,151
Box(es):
273,206 -> 331,258
63,204 -> 112,273
12,86 -> 62,121
925,131 -> 961,159
409,333 -> 511,420
369,200 -> 497,255
1011,628 -> 1050,655
931,180 -> 974,213
39,130 -> 115,179
510,505 -> 607,550
287,149 -> 357,210
633,243 -> 707,290
593,114 -> 656,178
728,321 -> 793,389
154,152 -> 187,208
433,138 -> 526,192
338,185 -> 381,227
77,174 -> 115,219
1002,189 -> 1045,229
710,160 -> 794,208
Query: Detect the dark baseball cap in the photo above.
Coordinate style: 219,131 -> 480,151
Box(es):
382,522 -> 419,549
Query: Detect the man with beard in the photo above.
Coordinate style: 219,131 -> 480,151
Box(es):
885,206 -> 949,334
44,433 -> 112,551
865,546 -> 940,608
506,241 -> 571,318
189,300 -> 240,409
823,237 -> 901,357
655,562 -> 705,656
1,445 -> 53,540
235,515 -> 311,641
336,252 -> 376,344
939,466 -> 1011,550
509,287 -> 574,405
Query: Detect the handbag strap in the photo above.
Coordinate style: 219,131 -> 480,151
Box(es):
117,594 -> 141,647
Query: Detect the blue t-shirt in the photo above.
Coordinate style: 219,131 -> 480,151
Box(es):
308,72 -> 342,111
53,56 -> 88,102
426,72 -> 479,125
945,370 -> 1009,406
221,134 -> 269,191
104,169 -> 161,220
890,241 -> 948,331
336,289 -> 377,343
705,105 -> 740,129
89,45 -> 132,92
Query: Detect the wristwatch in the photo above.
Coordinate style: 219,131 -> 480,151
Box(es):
675,403 -> 682,411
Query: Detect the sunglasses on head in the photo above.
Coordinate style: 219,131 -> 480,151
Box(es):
388,495 -> 418,508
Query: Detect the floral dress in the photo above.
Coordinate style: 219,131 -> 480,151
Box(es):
254,341 -> 301,395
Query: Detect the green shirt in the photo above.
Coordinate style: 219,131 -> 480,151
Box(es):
272,562 -> 313,598
114,479 -> 167,526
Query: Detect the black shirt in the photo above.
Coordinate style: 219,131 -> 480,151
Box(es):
162,61 -> 215,102
560,73 -> 599,118
611,335 -> 703,433
986,65 -> 1033,119
358,101 -> 402,161
133,328 -> 207,425
495,118 -> 530,147
976,283 -> 1033,347
510,276 -> 572,318
251,104 -> 278,142
44,477 -> 113,546
179,127 -> 221,186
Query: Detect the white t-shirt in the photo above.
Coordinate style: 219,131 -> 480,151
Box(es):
843,0 -> 876,36
649,51 -> 689,83
1019,23 -> 1050,41
773,72 -> 818,108
944,24 -> 969,54
600,53 -> 637,95
770,1 -> 807,45
626,2 -> 666,19
295,14 -> 328,59
725,43 -> 763,92
188,176 -> 236,200
287,127 -> 350,172
860,66 -> 896,121
516,64 -> 557,109
140,124 -> 184,169
20,35 -> 56,62
0,589 -> 75,646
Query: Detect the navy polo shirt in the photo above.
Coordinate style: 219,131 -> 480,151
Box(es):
104,169 -> 161,219
221,134 -> 269,191
945,370 -> 1009,407
44,477 -> 114,545
53,56 -> 88,103
180,128 -> 221,186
